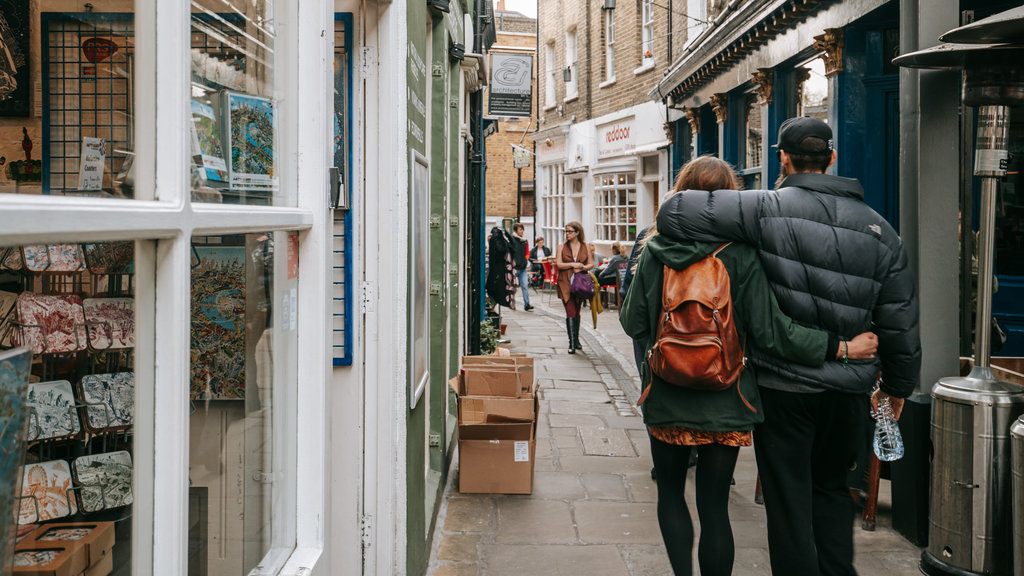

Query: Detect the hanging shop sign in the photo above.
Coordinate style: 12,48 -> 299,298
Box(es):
512,145 -> 531,168
536,137 -> 565,165
489,53 -> 533,118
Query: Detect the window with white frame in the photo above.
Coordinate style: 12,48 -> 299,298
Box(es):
594,172 -> 637,241
741,91 -> 763,190
604,10 -> 616,83
545,41 -> 557,108
641,0 -> 654,63
541,165 -> 566,245
686,0 -> 707,46
565,29 -> 578,99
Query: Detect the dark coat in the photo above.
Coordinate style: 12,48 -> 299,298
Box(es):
486,228 -> 516,307
655,173 -> 921,398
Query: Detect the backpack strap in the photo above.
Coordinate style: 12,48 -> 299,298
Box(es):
711,242 -> 732,258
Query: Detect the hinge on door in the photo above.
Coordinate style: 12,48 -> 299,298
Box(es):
430,215 -> 442,228
449,97 -> 458,109
361,281 -> 376,313
360,514 -> 374,556
251,471 -> 273,484
361,47 -> 374,80
450,216 -> 459,227
432,64 -> 443,77
429,433 -> 441,447
430,282 -> 442,295
448,264 -> 458,276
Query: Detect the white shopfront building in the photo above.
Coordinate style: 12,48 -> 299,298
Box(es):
534,100 -> 669,258
0,0 -> 443,575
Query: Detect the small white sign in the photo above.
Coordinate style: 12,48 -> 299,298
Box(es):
78,137 -> 107,190
514,441 -> 530,462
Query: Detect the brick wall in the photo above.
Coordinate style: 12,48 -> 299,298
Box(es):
485,14 -> 537,219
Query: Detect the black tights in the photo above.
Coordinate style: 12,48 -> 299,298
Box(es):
649,435 -> 740,576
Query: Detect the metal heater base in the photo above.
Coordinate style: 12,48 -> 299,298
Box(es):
921,550 -> 989,576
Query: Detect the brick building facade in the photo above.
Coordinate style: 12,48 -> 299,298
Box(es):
484,3 -> 536,221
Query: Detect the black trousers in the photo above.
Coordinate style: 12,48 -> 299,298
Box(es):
753,387 -> 868,576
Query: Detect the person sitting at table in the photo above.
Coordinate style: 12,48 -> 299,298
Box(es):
530,236 -> 552,286
597,242 -> 627,287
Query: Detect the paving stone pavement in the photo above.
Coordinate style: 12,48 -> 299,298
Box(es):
427,291 -> 925,576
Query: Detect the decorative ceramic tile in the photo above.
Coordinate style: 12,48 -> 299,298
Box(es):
190,245 -> 246,400
72,451 -> 133,512
26,380 -> 81,441
13,549 -> 59,566
83,298 -> 135,350
0,246 -> 23,271
79,373 -> 134,431
36,527 -> 92,541
13,293 -> 87,354
83,241 -> 133,275
0,289 -> 19,349
18,459 -> 77,524
0,348 -> 32,564
21,244 -> 85,273
15,523 -> 39,544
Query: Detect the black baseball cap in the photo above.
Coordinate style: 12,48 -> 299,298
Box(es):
773,116 -> 834,155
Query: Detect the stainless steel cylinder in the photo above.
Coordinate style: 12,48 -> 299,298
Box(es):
1012,415 -> 1024,576
923,376 -> 1024,575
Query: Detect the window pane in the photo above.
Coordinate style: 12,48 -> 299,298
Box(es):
189,231 -> 298,574
2,240 -> 136,574
3,6 -> 139,199
190,1 -> 285,206
796,58 -> 830,122
744,92 -> 762,171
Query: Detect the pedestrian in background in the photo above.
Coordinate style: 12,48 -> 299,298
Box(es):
510,222 -> 533,311
530,236 -> 552,285
555,221 -> 591,353
621,154 -> 879,576
656,117 -> 921,575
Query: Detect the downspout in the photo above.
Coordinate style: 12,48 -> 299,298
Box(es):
667,0 -> 672,64
585,0 -> 592,119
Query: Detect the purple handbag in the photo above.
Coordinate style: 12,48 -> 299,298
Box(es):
570,272 -> 595,300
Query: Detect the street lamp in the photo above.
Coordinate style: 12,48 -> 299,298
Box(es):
894,10 -> 1024,575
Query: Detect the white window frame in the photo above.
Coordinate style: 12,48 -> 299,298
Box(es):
0,3 -> 328,574
565,28 -> 578,101
594,171 -> 637,242
544,41 -> 557,109
686,0 -> 707,47
604,10 -> 616,84
541,165 -> 567,245
641,0 -> 654,63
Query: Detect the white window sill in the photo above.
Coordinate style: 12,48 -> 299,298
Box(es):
599,78 -> 617,89
543,104 -> 556,112
633,61 -> 655,75
564,94 -> 579,104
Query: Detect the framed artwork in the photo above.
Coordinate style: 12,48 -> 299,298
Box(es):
222,91 -> 276,192
190,98 -> 227,182
0,0 -> 30,117
79,372 -> 134,431
190,244 -> 246,400
409,149 -> 429,409
83,298 -> 135,350
26,380 -> 80,441
72,450 -> 133,512
19,459 -> 77,524
0,348 -> 31,568
13,293 -> 88,355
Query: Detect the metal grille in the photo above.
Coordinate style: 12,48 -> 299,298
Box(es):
42,14 -> 134,194
332,14 -> 353,366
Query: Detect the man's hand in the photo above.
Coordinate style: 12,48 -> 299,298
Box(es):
844,332 -> 878,360
871,388 -> 904,420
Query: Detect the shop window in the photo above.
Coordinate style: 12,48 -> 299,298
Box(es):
741,91 -> 762,190
541,166 -> 566,245
795,57 -> 830,122
1,240 -> 136,575
189,231 -> 299,574
594,172 -> 637,241
189,3 -> 285,206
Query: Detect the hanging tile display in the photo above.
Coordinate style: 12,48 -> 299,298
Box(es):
21,244 -> 85,273
0,246 -> 24,271
18,459 -> 77,524
26,380 -> 80,442
0,289 -> 18,347
79,372 -> 134,431
72,450 -> 133,513
83,241 -> 133,275
13,293 -> 88,354
83,298 -> 135,350
0,348 -> 32,566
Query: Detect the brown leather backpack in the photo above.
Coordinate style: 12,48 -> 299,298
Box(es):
646,243 -> 745,391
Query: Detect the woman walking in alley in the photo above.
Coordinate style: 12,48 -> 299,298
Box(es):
555,221 -> 592,353
620,156 -> 878,576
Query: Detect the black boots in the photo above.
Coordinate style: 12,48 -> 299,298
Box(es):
566,318 -> 575,354
572,317 -> 582,351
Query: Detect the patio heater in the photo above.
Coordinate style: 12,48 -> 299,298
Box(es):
894,9 -> 1024,576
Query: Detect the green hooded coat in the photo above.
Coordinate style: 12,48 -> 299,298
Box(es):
619,235 -> 830,432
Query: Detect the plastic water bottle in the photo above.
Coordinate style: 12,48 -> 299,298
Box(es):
872,394 -> 905,462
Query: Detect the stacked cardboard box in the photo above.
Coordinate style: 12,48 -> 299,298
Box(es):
451,351 -> 538,494
14,522 -> 115,576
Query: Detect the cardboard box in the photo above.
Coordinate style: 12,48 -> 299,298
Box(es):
457,422 -> 536,494
461,355 -> 534,396
83,551 -> 113,576
21,522 -> 114,567
461,366 -> 520,397
12,543 -> 88,576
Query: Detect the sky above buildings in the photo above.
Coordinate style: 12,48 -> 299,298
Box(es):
499,0 -> 537,18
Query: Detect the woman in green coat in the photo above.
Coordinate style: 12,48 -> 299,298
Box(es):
619,156 -> 877,576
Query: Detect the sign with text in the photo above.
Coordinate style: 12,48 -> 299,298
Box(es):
597,117 -> 637,159
489,53 -> 533,118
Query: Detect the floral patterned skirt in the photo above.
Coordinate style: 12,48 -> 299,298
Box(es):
649,425 -> 752,447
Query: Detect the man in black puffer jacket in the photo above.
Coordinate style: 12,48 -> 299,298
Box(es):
656,116 -> 921,576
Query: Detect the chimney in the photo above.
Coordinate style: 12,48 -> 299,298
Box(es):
497,0 -> 506,10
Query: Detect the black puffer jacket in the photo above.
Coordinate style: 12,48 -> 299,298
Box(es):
655,173 -> 921,398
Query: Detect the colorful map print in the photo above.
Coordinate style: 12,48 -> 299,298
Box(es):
226,91 -> 276,191
190,245 -> 246,400
191,99 -> 227,182
83,241 -> 133,275
0,348 -> 31,566
13,293 -> 88,354
26,380 -> 80,441
19,459 -> 77,524
22,244 -> 85,273
80,372 -> 134,431
73,450 -> 133,512
83,298 -> 135,350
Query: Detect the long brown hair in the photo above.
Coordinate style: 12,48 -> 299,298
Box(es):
566,221 -> 585,244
